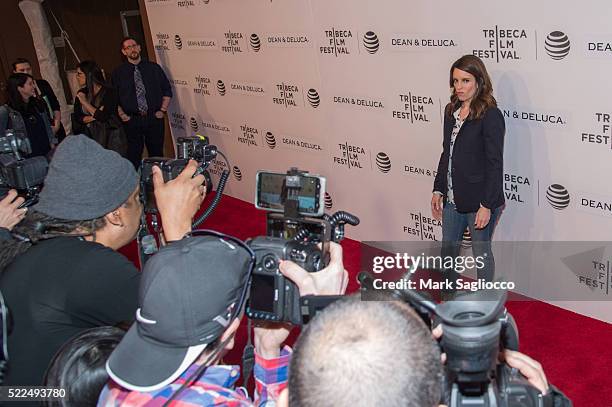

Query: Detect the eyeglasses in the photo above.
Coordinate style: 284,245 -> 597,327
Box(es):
186,229 -> 255,321
123,44 -> 139,50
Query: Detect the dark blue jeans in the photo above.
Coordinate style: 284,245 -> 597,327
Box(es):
441,202 -> 501,283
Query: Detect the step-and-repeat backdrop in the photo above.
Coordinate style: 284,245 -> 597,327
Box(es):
144,0 -> 612,322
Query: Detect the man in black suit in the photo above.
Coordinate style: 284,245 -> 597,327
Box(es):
111,37 -> 172,168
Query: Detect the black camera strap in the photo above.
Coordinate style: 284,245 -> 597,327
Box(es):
241,318 -> 255,388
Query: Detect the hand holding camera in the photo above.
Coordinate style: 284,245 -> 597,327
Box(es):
279,241 -> 348,296
152,159 -> 206,241
254,241 -> 348,359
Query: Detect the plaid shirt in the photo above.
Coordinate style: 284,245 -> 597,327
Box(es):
98,346 -> 291,406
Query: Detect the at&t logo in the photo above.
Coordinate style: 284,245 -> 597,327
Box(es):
217,80 -> 226,96
265,131 -> 276,149
174,34 -> 183,50
544,31 -> 570,60
363,31 -> 379,54
546,184 -> 570,210
375,152 -> 391,173
307,89 -> 320,108
232,166 -> 242,181
250,33 -> 261,52
189,117 -> 198,132
324,192 -> 333,210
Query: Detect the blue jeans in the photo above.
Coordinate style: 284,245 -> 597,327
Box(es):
441,202 -> 501,283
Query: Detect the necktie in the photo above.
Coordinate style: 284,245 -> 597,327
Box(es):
134,65 -> 148,114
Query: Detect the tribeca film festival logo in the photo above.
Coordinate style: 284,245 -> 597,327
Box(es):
333,94 -> 383,111
544,31 -> 570,60
265,32 -> 310,48
501,108 -> 566,126
320,28 -> 355,56
375,152 -> 391,173
403,211 -> 441,241
222,30 -> 245,55
392,92 -> 436,123
504,172 -> 533,205
177,0 -> 210,7
561,248 -> 612,296
325,192 -> 333,210
169,112 -> 186,131
580,112 -> 612,151
272,82 -> 302,108
333,142 -> 367,170
209,158 -> 228,177
217,80 -> 226,96
546,184 -> 570,210
238,124 -> 261,147
193,74 -> 212,96
389,32 -> 458,51
155,33 -> 171,51
265,131 -> 276,149
472,26 -> 529,62
363,31 -> 379,54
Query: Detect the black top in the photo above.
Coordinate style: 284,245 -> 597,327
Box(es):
0,237 -> 140,385
433,106 -> 505,213
35,79 -> 61,114
72,86 -> 120,134
20,102 -> 52,158
111,60 -> 172,116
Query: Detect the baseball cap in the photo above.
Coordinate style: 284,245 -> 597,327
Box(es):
106,231 -> 254,391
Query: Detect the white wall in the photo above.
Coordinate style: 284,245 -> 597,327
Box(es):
144,0 -> 612,322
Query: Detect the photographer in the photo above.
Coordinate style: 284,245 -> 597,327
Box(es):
280,295 -> 570,407
98,237 -> 347,406
0,135 -> 205,386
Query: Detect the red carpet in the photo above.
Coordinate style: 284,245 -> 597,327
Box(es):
121,194 -> 612,406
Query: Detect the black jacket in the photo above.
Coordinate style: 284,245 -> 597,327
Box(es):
433,105 -> 505,213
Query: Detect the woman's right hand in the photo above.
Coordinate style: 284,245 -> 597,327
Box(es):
431,193 -> 443,221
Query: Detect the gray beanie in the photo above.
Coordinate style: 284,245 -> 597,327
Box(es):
34,135 -> 139,220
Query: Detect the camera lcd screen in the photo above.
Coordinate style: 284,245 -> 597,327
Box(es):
256,172 -> 323,215
249,274 -> 276,313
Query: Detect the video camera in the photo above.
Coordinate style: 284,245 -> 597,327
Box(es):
359,272 -> 559,407
137,135 -> 230,266
246,168 -> 359,325
140,135 -> 216,213
0,129 -> 48,207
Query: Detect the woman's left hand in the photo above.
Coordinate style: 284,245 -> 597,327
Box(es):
76,91 -> 86,102
474,206 -> 491,229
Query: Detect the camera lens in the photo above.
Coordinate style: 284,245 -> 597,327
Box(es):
262,254 -> 278,272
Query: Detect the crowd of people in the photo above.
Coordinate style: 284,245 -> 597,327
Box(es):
0,47 -> 572,406
0,37 -> 170,168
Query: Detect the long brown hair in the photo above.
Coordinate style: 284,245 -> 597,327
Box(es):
445,55 -> 496,120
